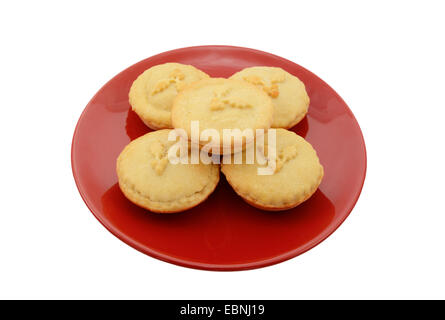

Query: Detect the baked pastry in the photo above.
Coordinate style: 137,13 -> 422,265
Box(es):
230,66 -> 309,129
129,63 -> 209,130
171,78 -> 274,154
221,129 -> 323,211
116,129 -> 220,213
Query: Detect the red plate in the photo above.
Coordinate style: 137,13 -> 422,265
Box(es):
72,46 -> 366,271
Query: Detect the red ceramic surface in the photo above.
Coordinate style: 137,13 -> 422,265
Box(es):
71,46 -> 366,271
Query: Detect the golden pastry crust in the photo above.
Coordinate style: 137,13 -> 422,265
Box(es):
129,63 -> 209,130
116,130 -> 220,213
221,129 -> 323,211
230,67 -> 309,129
171,78 -> 274,154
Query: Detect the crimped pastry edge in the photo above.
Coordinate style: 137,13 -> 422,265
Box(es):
222,165 -> 323,211
117,164 -> 220,213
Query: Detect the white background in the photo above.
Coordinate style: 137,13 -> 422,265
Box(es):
1,1 -> 444,299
